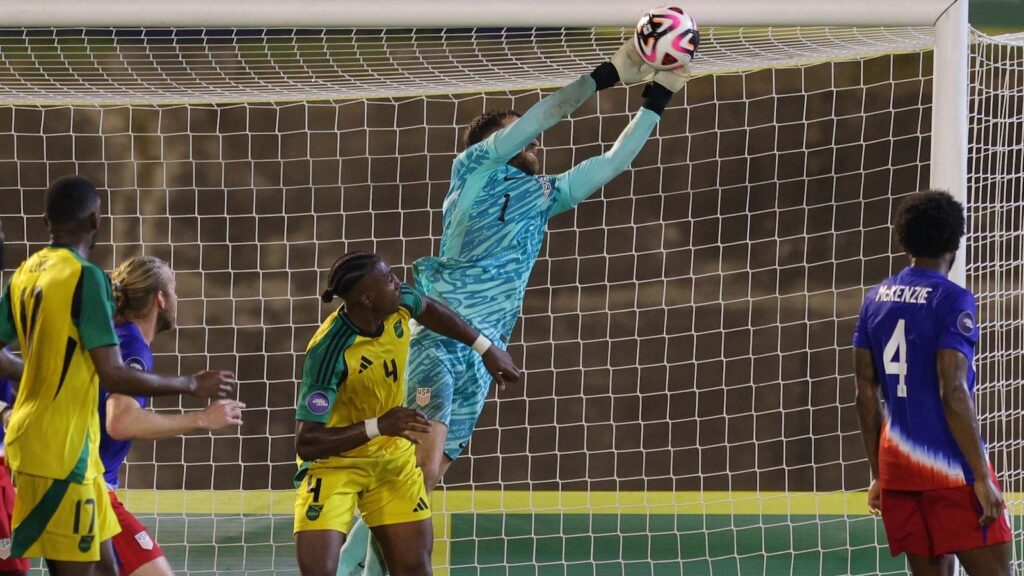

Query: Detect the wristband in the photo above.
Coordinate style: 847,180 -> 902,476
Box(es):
471,334 -> 492,356
641,82 -> 674,116
365,417 -> 381,439
590,62 -> 620,91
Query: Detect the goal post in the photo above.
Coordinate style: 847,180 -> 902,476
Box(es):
3,2 -> 1019,575
0,0 -> 965,27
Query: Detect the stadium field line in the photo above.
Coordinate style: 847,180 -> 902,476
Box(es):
115,489 -> 1024,516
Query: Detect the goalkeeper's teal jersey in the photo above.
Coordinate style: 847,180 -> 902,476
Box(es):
413,75 -> 662,342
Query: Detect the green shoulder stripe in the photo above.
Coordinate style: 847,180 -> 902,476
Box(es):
75,262 -> 118,351
314,322 -> 354,388
295,320 -> 356,423
399,283 -> 424,317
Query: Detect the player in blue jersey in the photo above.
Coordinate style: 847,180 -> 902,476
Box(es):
99,256 -> 245,576
338,38 -> 698,574
853,191 -> 1011,575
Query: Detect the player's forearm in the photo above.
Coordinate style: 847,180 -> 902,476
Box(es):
938,349 -> 991,478
551,107 -> 660,216
491,75 -> 597,159
415,296 -> 480,348
942,387 -> 990,478
295,421 -> 372,461
107,407 -> 205,441
853,348 -> 882,478
101,365 -> 195,397
855,384 -> 883,479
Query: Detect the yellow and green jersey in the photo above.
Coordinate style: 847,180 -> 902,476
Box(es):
295,284 -> 424,463
0,245 -> 119,482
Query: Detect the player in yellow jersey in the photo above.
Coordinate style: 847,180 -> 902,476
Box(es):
0,176 -> 236,576
294,252 -> 520,576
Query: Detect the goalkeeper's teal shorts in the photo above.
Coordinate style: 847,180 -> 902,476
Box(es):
404,329 -> 496,461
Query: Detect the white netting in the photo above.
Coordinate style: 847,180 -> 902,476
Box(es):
0,23 -> 1014,576
969,29 -> 1024,573
0,26 -> 935,104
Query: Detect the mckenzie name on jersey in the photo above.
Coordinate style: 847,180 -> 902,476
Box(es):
853,266 -> 981,491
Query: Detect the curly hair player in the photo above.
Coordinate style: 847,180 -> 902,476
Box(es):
853,190 -> 1011,576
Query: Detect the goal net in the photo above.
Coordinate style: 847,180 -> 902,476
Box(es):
0,19 -> 1019,576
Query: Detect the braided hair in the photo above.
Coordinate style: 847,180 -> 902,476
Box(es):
322,252 -> 381,304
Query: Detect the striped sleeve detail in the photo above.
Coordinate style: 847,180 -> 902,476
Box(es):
399,283 -> 425,317
295,322 -> 355,423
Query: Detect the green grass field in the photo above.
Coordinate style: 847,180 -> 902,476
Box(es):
56,490 -> 1013,575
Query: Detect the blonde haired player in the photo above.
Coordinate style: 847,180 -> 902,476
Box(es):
293,252 -> 519,576
98,256 -> 245,576
0,176 -> 234,576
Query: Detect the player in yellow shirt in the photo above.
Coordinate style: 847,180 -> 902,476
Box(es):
0,175 -> 236,576
294,252 -> 520,576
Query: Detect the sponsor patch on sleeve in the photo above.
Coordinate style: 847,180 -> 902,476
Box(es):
125,357 -> 147,371
306,391 -> 331,415
957,311 -> 975,336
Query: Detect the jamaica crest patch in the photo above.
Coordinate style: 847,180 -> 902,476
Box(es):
306,504 -> 324,521
394,319 -> 404,338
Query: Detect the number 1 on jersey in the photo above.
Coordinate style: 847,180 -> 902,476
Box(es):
883,319 -> 908,398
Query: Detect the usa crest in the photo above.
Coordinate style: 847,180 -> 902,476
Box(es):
416,387 -> 431,407
135,531 -> 155,551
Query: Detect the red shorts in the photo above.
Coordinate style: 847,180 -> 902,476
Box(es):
881,481 -> 1014,557
109,490 -> 165,575
0,456 -> 31,572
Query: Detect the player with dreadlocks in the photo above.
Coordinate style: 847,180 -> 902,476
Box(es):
293,252 -> 520,576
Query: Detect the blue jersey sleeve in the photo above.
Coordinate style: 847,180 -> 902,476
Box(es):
852,290 -> 875,349
114,323 -> 153,408
549,107 -> 661,218
935,288 -> 978,360
461,74 -> 598,176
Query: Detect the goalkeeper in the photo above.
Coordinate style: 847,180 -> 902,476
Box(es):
338,38 -> 696,574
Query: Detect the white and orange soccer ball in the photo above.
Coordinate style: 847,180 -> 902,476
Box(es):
633,6 -> 699,71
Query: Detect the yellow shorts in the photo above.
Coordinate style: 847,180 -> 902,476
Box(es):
10,473 -> 120,561
293,449 -> 430,534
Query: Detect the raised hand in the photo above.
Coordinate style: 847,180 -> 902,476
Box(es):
611,40 -> 654,85
191,370 -> 236,399
652,67 -> 691,93
377,407 -> 432,443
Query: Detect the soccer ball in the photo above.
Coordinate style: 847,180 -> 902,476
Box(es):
633,6 -> 699,71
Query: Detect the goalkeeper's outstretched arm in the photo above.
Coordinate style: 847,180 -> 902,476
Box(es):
483,41 -> 652,164
548,71 -> 688,217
